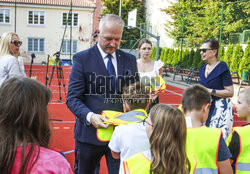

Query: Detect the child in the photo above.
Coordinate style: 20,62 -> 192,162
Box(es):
0,77 -> 72,173
124,104 -> 190,174
227,87 -> 250,173
182,84 -> 233,174
108,82 -> 150,174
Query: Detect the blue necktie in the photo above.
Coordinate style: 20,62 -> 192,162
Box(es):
107,54 -> 116,90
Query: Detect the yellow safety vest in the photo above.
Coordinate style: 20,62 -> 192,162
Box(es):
124,151 -> 196,174
97,109 -> 147,142
228,125 -> 250,174
186,126 -> 221,174
143,76 -> 166,93
123,152 -> 151,174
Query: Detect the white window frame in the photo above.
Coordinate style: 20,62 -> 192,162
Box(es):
61,12 -> 79,27
0,8 -> 11,25
27,38 -> 45,53
27,10 -> 45,26
61,40 -> 78,54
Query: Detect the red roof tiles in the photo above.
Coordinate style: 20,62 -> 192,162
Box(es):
0,0 -> 96,8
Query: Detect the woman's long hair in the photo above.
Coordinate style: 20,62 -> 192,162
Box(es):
0,77 -> 51,174
149,104 -> 190,174
0,31 -> 17,57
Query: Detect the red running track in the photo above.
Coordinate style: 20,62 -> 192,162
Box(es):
25,65 -> 246,173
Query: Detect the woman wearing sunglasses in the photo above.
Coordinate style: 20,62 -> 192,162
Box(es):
0,31 -> 26,87
124,104 -> 190,174
199,38 -> 234,140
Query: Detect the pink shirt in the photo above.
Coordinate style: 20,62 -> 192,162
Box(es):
11,146 -> 73,174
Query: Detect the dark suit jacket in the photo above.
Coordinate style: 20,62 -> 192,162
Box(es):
67,44 -> 139,145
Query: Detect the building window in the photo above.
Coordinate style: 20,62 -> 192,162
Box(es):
62,40 -> 77,54
0,9 -> 10,24
28,11 -> 45,25
62,13 -> 78,26
28,38 -> 45,52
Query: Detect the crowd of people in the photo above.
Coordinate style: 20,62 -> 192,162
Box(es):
0,13 -> 249,174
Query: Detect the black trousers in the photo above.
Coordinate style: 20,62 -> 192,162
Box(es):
75,140 -> 120,174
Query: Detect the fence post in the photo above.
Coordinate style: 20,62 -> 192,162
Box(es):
180,13 -> 185,66
14,0 -> 16,32
218,3 -> 224,60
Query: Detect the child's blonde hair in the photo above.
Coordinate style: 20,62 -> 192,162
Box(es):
239,87 -> 250,105
149,104 -> 190,174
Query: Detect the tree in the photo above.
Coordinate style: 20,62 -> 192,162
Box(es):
223,44 -> 234,67
163,48 -> 170,64
160,48 -> 165,62
171,49 -> 181,67
230,43 -> 244,73
101,0 -> 146,48
182,49 -> 190,68
167,48 -> 174,65
187,48 -> 195,68
161,0 -> 249,46
150,46 -> 157,60
192,48 -> 201,68
238,38 -> 250,76
219,44 -> 225,61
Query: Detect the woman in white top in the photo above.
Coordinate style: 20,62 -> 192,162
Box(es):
0,32 -> 26,86
137,38 -> 164,108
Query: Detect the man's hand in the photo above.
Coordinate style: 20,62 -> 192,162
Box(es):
90,114 -> 108,129
149,92 -> 159,105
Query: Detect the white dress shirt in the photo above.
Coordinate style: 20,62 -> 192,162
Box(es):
86,43 -> 118,124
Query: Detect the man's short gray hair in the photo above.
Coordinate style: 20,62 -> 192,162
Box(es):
99,14 -> 124,31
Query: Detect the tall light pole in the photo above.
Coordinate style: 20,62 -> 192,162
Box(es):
119,0 -> 122,17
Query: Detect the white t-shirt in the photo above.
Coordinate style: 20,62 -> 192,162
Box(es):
185,116 -> 193,128
108,122 -> 150,174
0,54 -> 26,86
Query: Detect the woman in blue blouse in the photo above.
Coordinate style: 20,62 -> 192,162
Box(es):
199,38 -> 234,140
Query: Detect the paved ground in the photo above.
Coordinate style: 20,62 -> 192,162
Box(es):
163,72 -> 241,105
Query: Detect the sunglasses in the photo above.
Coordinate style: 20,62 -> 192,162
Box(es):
200,48 -> 213,53
11,41 -> 22,46
143,117 -> 153,127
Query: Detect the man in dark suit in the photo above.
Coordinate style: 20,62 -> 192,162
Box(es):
67,14 -> 138,174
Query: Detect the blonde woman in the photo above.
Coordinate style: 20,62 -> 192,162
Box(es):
0,32 -> 26,86
124,104 -> 190,174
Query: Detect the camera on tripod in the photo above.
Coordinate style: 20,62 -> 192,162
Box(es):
53,51 -> 62,66
47,51 -> 66,104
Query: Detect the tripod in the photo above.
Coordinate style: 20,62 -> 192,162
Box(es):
29,53 -> 36,77
48,52 -> 67,103
45,55 -> 50,87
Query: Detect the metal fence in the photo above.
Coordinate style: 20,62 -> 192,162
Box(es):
172,0 -> 249,51
122,0 -> 249,59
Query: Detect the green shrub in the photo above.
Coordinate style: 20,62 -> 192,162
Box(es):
223,44 -> 234,67
238,38 -> 250,76
192,48 -> 201,68
219,44 -> 225,61
160,47 -> 165,62
163,48 -> 170,64
187,48 -> 195,68
167,48 -> 174,65
150,46 -> 156,60
230,43 -> 244,73
171,49 -> 181,67
182,49 -> 190,68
